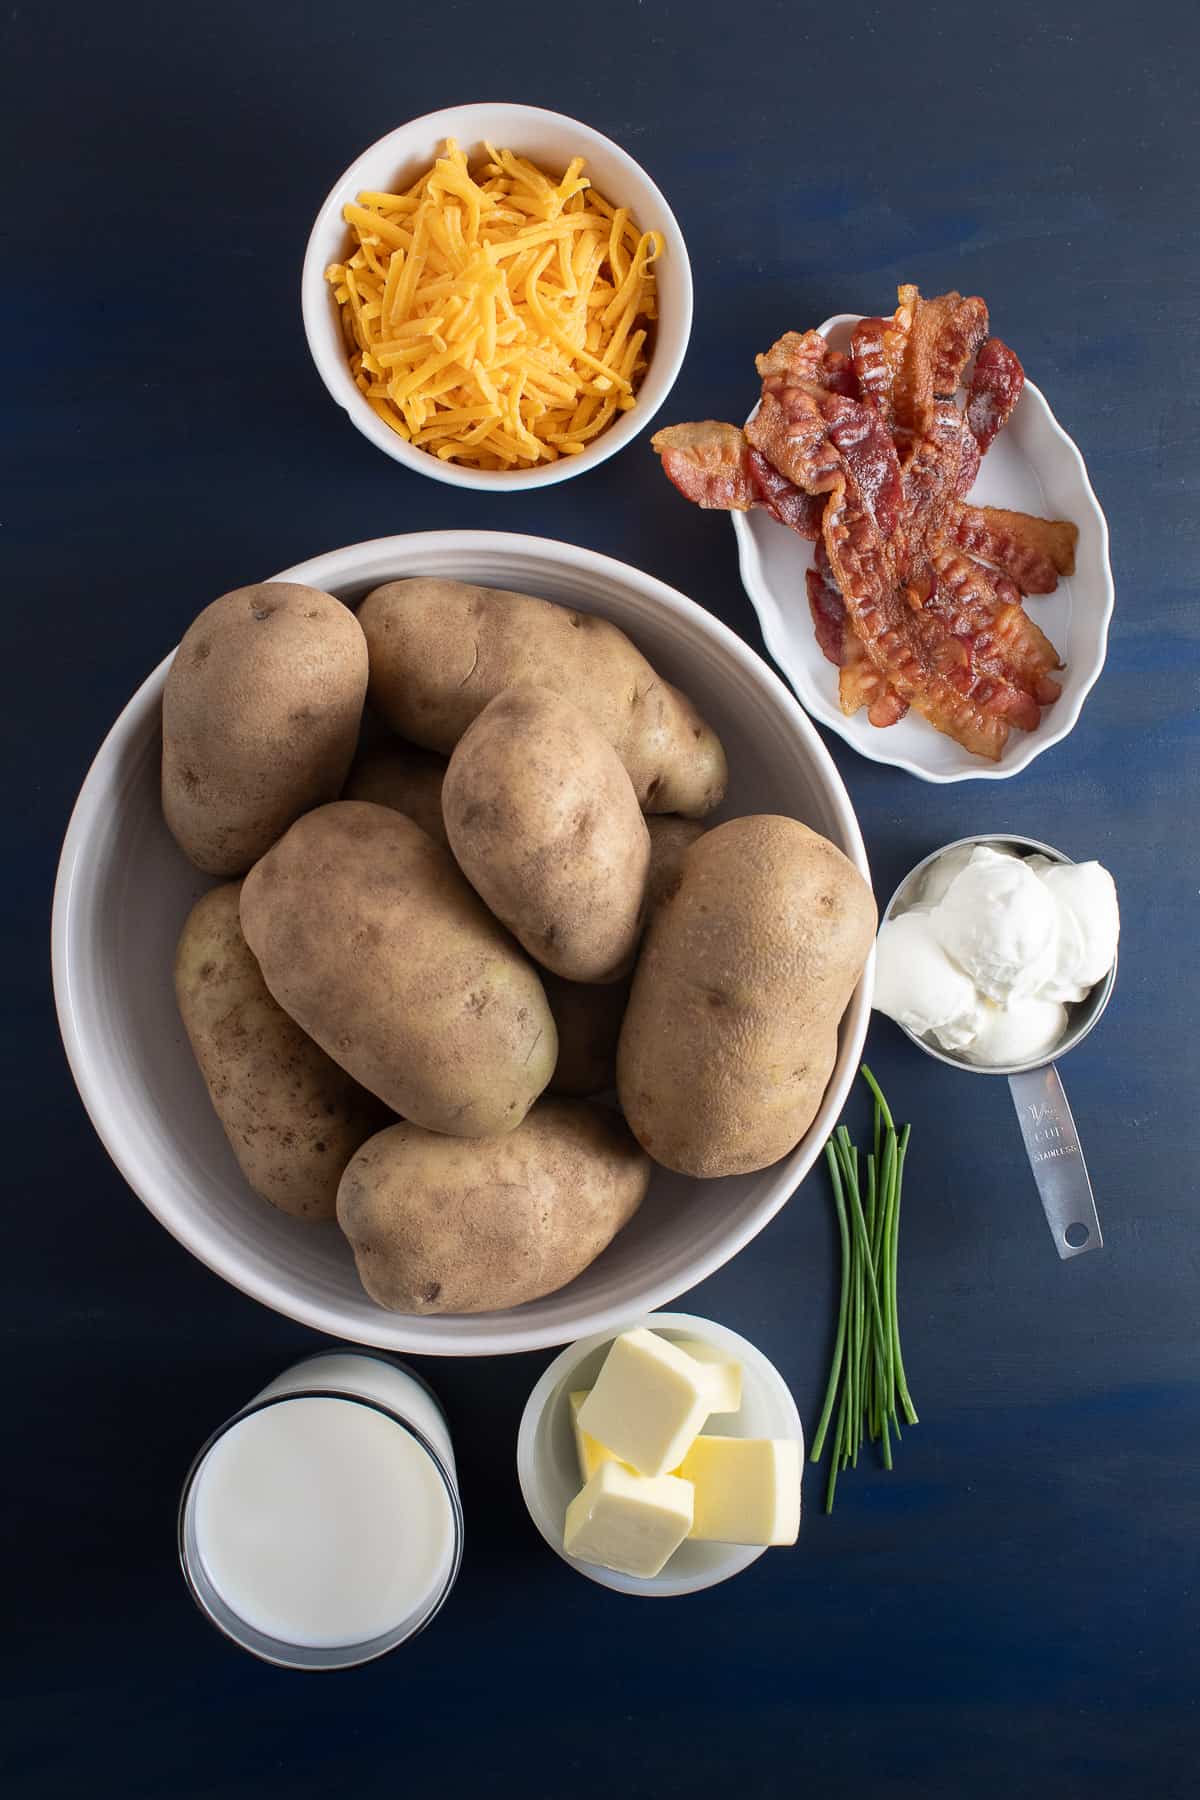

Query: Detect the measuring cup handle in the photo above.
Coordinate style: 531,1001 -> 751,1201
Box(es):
1008,1065 -> 1103,1258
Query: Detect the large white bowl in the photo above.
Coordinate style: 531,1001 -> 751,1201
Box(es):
732,314 -> 1115,782
302,104 -> 693,492
52,532 -> 871,1357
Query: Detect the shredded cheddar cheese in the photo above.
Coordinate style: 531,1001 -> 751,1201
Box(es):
325,140 -> 662,470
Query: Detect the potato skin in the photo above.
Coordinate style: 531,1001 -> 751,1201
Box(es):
443,686 -> 651,984
617,816 -> 876,1178
645,815 -> 706,911
175,883 -> 387,1219
340,740 -> 448,845
162,583 -> 368,876
239,802 -> 556,1136
536,819 -> 702,1094
357,577 -> 727,817
336,1100 -> 650,1314
543,972 -> 629,1097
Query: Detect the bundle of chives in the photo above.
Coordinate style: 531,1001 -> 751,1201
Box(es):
809,1066 -> 918,1512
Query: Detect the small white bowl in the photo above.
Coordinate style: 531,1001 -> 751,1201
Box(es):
516,1312 -> 804,1596
301,103 -> 693,491
732,313 -> 1115,783
52,531 -> 871,1358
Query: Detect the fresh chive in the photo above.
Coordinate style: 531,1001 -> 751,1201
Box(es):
852,1236 -> 865,1465
866,1151 -> 878,1256
811,1070 -> 919,1508
844,1163 -> 890,1377
878,1132 -> 897,1402
861,1063 -> 894,1132
826,1384 -> 847,1512
848,1210 -> 861,1466
891,1123 -> 918,1426
810,1142 -> 850,1463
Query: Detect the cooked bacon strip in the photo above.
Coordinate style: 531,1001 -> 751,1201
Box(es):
650,420 -> 825,537
864,683 -> 910,728
928,647 -> 1041,734
841,630 -> 906,724
820,349 -> 860,398
950,503 -> 1077,594
746,385 -> 843,496
966,337 -> 1024,452
755,331 -> 861,399
806,556 -> 845,667
930,551 -> 1063,712
651,422 -> 758,511
899,400 -> 970,564
750,379 -> 903,538
893,290 -> 990,439
955,428 -> 981,496
952,503 -> 1077,590
982,605 -> 1062,709
821,393 -> 905,538
807,547 -> 907,724
850,317 -> 892,415
851,304 -> 913,426
755,381 -> 1014,757
747,449 -> 824,539
892,290 -> 959,434
823,481 -> 1012,760
756,330 -> 829,385
933,296 -> 989,397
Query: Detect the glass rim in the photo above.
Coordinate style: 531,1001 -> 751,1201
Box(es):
177,1383 -> 464,1672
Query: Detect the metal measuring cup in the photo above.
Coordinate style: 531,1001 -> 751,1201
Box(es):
882,834 -> 1117,1260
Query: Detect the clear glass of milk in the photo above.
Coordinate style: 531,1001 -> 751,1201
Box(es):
178,1350 -> 463,1669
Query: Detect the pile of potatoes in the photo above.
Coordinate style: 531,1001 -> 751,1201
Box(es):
165,575 -> 875,1315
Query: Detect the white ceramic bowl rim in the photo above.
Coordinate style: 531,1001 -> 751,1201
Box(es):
515,1311 -> 803,1597
52,530 -> 872,1356
301,103 -> 694,492
732,312 -> 1115,783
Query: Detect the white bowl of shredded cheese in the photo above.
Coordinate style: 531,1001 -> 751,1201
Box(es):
302,103 -> 693,489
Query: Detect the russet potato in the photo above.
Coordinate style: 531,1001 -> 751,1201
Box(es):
239,801 -> 557,1137
340,739 -> 448,845
337,1099 -> 650,1314
617,816 -> 876,1177
443,686 -> 650,984
542,972 -> 630,1098
537,818 -> 700,1096
174,883 -> 387,1219
356,577 -> 727,817
162,582 -> 367,875
644,815 -> 706,911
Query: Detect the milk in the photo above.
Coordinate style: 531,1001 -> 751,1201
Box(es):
182,1353 -> 460,1664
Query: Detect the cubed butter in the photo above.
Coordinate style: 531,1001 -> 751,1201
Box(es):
673,1338 -> 743,1414
563,1461 -> 694,1578
576,1328 -> 712,1476
676,1436 -> 801,1546
568,1390 -> 623,1482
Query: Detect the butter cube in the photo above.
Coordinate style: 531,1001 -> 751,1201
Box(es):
568,1390 -> 622,1482
576,1328 -> 712,1476
672,1338 -> 743,1414
564,1461 -> 694,1578
676,1436 -> 802,1546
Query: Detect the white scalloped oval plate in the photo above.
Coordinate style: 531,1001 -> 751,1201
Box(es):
732,313 -> 1115,783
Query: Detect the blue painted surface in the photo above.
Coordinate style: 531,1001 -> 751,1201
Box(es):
3,0 -> 1197,1793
